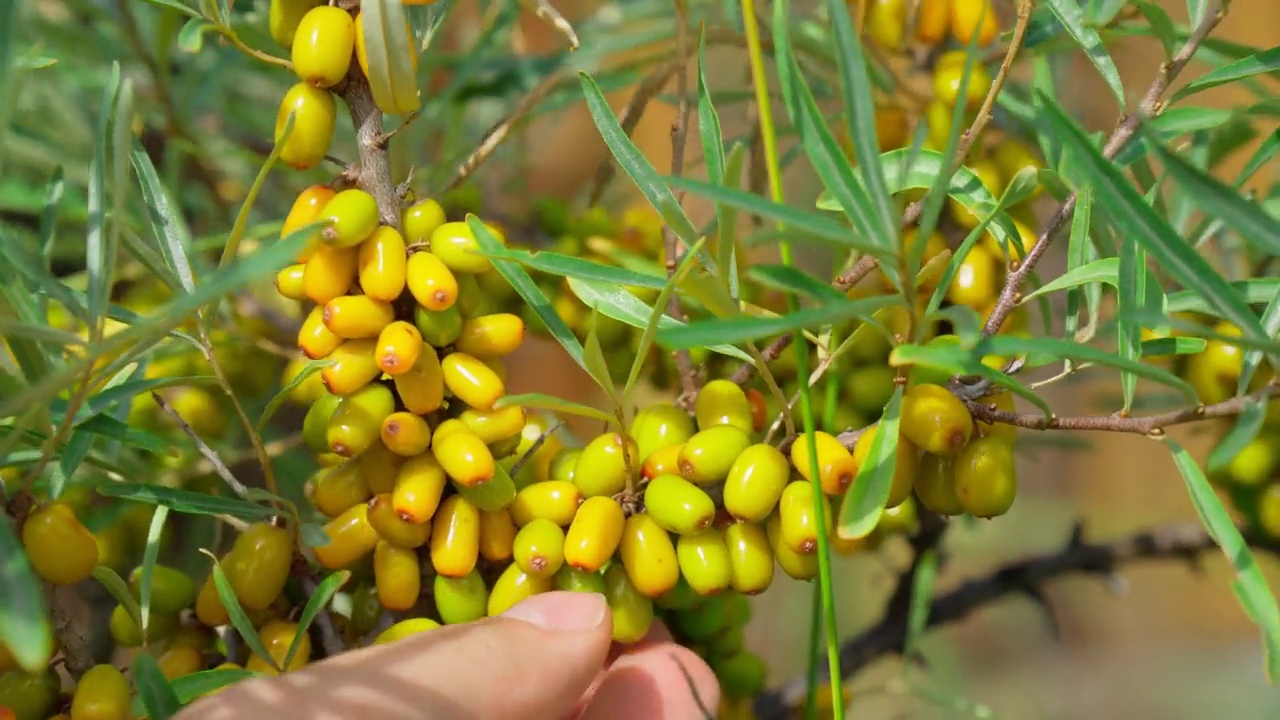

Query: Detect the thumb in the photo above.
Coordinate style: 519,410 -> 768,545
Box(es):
178,591 -> 613,720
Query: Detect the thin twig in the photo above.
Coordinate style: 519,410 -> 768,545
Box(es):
150,391 -> 253,499
981,1 -> 1227,337
754,520 -> 1280,719
664,1 -> 699,410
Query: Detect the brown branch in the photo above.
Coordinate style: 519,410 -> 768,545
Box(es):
981,1 -> 1227,337
664,2 -> 700,410
341,72 -> 400,227
968,382 -> 1280,436
753,520 -> 1280,720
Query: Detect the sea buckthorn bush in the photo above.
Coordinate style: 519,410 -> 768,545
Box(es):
1,0 -> 1278,719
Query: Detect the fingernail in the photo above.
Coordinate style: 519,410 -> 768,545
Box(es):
502,591 -> 607,632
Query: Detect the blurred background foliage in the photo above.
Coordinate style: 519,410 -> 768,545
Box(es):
2,0 -> 1279,717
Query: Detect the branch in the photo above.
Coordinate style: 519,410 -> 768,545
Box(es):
980,1 -> 1227,337
341,72 -> 400,226
753,520 -> 1280,720
150,391 -> 253,499
969,382 -> 1280,435
664,2 -> 700,409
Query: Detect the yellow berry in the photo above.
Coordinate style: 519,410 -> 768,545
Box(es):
954,436 -> 1017,518
865,0 -> 906,49
429,494 -> 481,578
914,453 -> 964,516
402,198 -> 446,244
901,383 -> 974,456
513,518 -> 567,579
380,411 -> 433,457
767,511 -> 819,580
643,473 -> 715,535
22,501 -> 98,585
326,382 -> 396,457
71,663 -> 131,720
574,432 -> 638,497
275,263 -> 307,301
367,493 -> 431,549
372,618 -> 440,645
391,452 -> 447,524
724,443 -> 790,522
564,496 -> 626,573
435,571 -> 489,624
603,564 -> 654,644
374,541 -> 420,611
458,405 -> 526,445
791,431 -> 859,496
694,379 -> 754,433
320,339 -> 381,396
313,502 -> 379,569
725,522 -> 774,595
375,321 -> 423,376
455,314 -> 525,359
642,443 -> 683,479
951,0 -> 999,46
440,352 -> 505,411
282,184 -> 336,262
677,528 -> 733,597
291,6 -> 355,88
302,243 -> 358,305
851,424 -> 921,508
269,0 -> 323,48
393,344 -> 445,414
358,226 -> 409,302
430,222 -> 493,275
310,462 -> 371,518
933,50 -> 991,108
247,620 -> 310,674
319,189 -> 380,249
511,481 -> 581,527
914,0 -> 951,44
298,306 -> 344,360
275,82 -> 335,170
157,645 -> 204,680
433,428 -> 496,487
678,425 -> 753,485
406,251 -> 459,312
487,562 -> 554,617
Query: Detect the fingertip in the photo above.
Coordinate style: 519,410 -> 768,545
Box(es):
580,642 -> 721,720
501,590 -> 610,633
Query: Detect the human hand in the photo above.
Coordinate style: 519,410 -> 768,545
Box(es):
176,591 -> 720,720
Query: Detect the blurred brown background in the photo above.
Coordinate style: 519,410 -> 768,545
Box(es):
495,1 -> 1280,717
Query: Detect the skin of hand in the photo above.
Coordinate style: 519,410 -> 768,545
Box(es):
175,591 -> 721,720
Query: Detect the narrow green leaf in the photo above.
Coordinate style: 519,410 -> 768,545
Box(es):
623,239 -> 708,402
1235,130 -> 1279,188
482,248 -> 666,289
1117,231 -> 1146,411
904,549 -> 938,660
1168,280 -> 1280,316
582,308 -> 618,406
1043,95 -> 1273,362
697,30 -> 736,298
1022,258 -> 1118,302
0,518 -> 52,672
134,654 -> 183,720
1146,130 -> 1280,257
467,216 -> 587,371
136,0 -> 201,19
837,387 -> 902,539
177,17 -> 216,53
566,277 -> 752,361
87,65 -> 122,327
719,142 -> 747,299
258,360 -> 331,432
138,505 -> 169,636
97,484 -> 278,521
1134,1 -> 1177,60
1141,337 -> 1208,356
826,0 -> 895,246
1167,439 -> 1280,682
656,296 -> 899,350
38,167 -> 67,273
132,669 -> 257,717
495,393 -> 617,425
579,73 -> 702,247
284,570 -> 350,670
1240,286 -> 1280,395
748,265 -> 849,305
979,335 -> 1197,399
132,147 -> 196,294
207,552 -> 279,672
93,565 -> 143,638
1207,400 -> 1267,473
1044,0 -> 1125,106
1173,46 -> 1280,101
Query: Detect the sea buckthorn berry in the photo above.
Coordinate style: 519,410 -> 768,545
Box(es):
309,462 -> 370,517
291,6 -> 354,88
380,411 -> 433,457
430,494 -> 481,578
915,0 -> 951,45
269,0 -> 323,47
407,251 -> 459,312
374,541 -> 420,612
513,518 -> 567,579
458,405 -> 526,445
743,388 -> 769,433
323,295 -> 395,340
914,453 -> 964,516
402,198 -> 447,244
478,508 -> 517,562
454,314 -> 525,359
157,645 -> 204,680
549,447 -> 582,483
952,0 -> 999,46
878,496 -> 919,536
302,243 -> 358,305
248,620 -> 311,675
678,528 -> 733,597
128,565 -> 197,615
373,618 -> 440,646
0,670 -> 60,720
298,306 -> 344,360
603,564 -> 654,644
1197,322 -> 1245,386
433,428 -> 496,487
282,184 -> 335,261
320,339 -> 381,396
573,432 -> 638,497
360,440 -> 404,495
393,345 -> 445,415
1258,485 -> 1280,538
428,222 -> 489,274
993,137 -> 1043,201
22,501 -> 98,585
392,452 -> 447,523
713,651 -> 768,702
283,356 -> 326,406
275,82 -> 335,170
973,391 -> 1018,442
767,511 -> 819,581
432,419 -> 468,445
412,307 -> 461,352
454,463 -> 517,511
109,604 -> 176,646
723,444 -> 789,522
555,566 -> 607,595
194,574 -> 230,627
642,443 -> 683,479
358,226 -> 408,301
725,522 -> 774,595
488,562 -> 555,617
314,502 -> 379,569
679,425 -> 753,485
440,352 -> 504,411
1227,437 -> 1279,487
865,0 -> 906,49
619,513 -> 680,598
694,379 -> 754,433
901,383 -> 975,456
630,402 -> 696,464
319,189 -> 379,248
508,482 -> 578,528
954,436 -> 1017,518
275,263 -> 307,300
71,663 -> 130,720
790,431 -> 858,496
949,160 -> 1004,229
223,522 -> 293,611
375,321 -> 423,376
564,496 -> 626,572
367,494 -> 431,548
851,424 -> 920,509
643,474 -> 715,535
933,51 -> 992,109
435,571 -> 489,624
326,382 -> 395,457
778,480 -> 833,556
